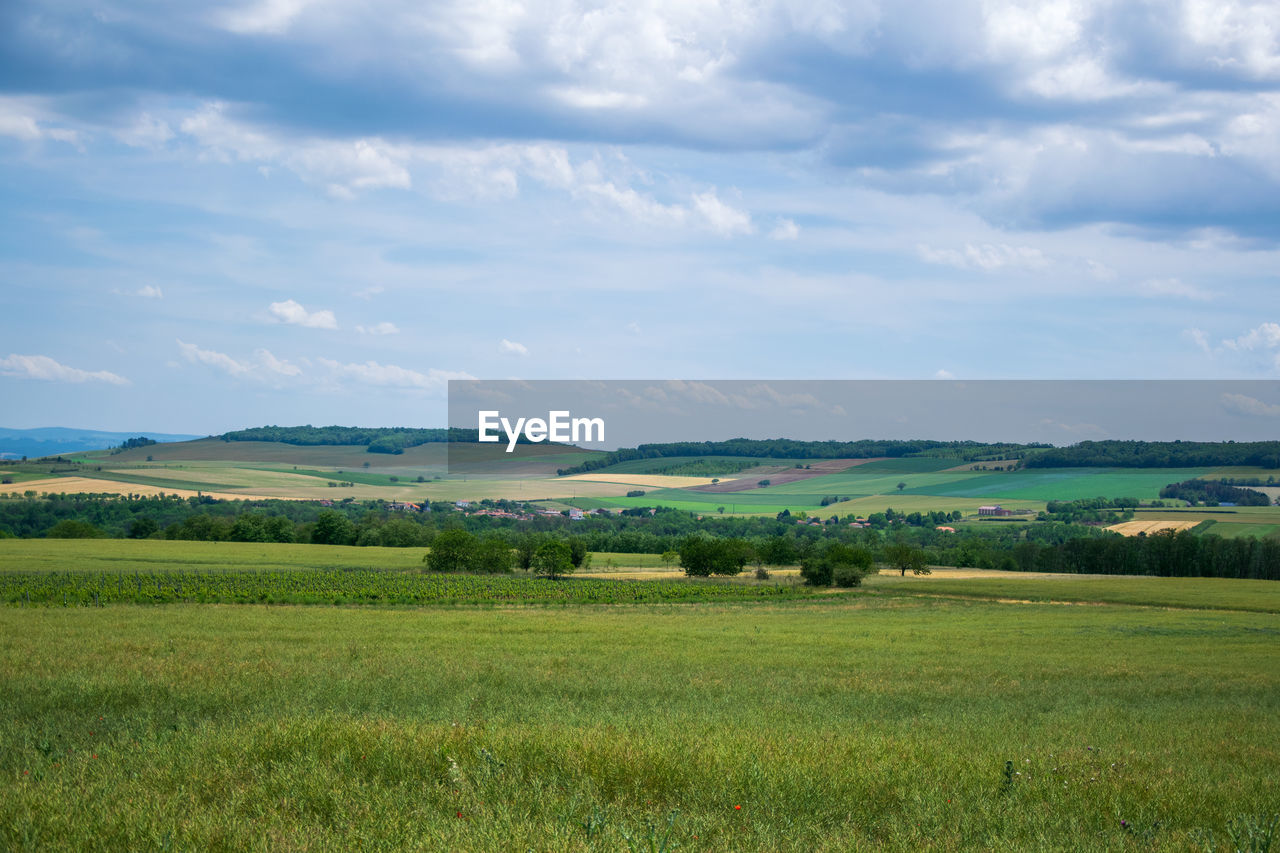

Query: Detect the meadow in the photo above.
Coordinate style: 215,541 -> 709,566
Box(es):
2,585 -> 1277,851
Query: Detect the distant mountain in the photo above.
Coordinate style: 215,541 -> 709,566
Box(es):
0,427 -> 205,460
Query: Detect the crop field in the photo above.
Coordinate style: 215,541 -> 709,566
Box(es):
1,568 -> 1277,850
900,467 -> 1218,501
1198,521 -> 1280,540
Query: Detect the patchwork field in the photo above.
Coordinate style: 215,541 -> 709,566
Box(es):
1105,520 -> 1201,536
1,548 -> 1276,850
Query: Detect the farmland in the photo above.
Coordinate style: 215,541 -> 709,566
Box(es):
2,550 -> 1277,850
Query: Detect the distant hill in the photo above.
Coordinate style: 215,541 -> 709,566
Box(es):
0,427 -> 204,460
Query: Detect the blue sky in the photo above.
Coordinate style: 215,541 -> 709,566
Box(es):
2,0 -> 1278,433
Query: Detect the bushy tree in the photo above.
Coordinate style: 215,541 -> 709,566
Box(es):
800,541 -> 874,587
426,528 -> 476,572
311,510 -> 356,545
533,539 -> 574,579
46,519 -> 106,539
884,541 -> 931,576
474,537 -> 514,573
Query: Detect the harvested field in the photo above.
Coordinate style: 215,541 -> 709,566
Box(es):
0,477 -> 291,502
562,473 -> 718,489
1105,519 -> 1201,536
687,457 -> 883,492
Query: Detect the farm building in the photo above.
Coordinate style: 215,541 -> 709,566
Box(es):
978,505 -> 1012,517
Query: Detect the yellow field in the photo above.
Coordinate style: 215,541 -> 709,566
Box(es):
0,477 -> 289,502
563,473 -> 718,488
1106,519 -> 1201,536
0,472 -> 640,504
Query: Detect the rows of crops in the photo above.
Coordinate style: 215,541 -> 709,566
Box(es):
0,569 -> 814,606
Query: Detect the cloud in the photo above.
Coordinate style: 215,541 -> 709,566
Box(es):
268,299 -> 338,329
177,340 -> 299,379
0,97 -> 80,145
916,242 -> 1050,271
934,369 -> 955,379
136,285 -> 164,299
177,340 -> 252,376
769,219 -> 800,240
1223,322 -> 1280,351
356,322 -> 400,335
692,190 -> 754,237
0,354 -> 128,385
115,113 -> 174,149
318,358 -> 472,390
1185,328 -> 1212,354
1138,278 -> 1214,301
499,338 -> 530,357
1221,393 -> 1280,418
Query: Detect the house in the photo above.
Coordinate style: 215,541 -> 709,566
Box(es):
978,505 -> 1012,517
567,508 -> 585,520
389,501 -> 420,512
935,526 -> 956,533
455,500 -> 471,509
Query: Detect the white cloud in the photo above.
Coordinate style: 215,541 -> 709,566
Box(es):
354,285 -> 384,300
1223,322 -> 1280,351
0,97 -> 80,145
1138,278 -> 1214,301
0,354 -> 128,385
692,190 -> 754,237
217,0 -> 321,35
255,348 -> 302,376
1185,327 -> 1212,353
269,299 -> 338,329
177,340 -> 300,380
769,218 -> 800,240
499,338 -> 530,356
1221,392 -> 1280,417
934,369 -> 955,379
136,285 -> 163,299
356,322 -> 400,335
177,340 -> 253,376
318,358 -> 472,390
917,242 -> 1049,271
115,113 -> 174,149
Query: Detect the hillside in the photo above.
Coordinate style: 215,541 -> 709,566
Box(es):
0,427 -> 203,460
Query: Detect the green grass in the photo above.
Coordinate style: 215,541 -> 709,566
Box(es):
2,593 -> 1277,850
869,572 -> 1280,613
901,468 -> 1216,501
1197,521 -> 1280,540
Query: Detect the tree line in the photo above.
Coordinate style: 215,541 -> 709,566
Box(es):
555,439 -> 1044,475
1022,440 -> 1280,469
1159,479 -> 1273,507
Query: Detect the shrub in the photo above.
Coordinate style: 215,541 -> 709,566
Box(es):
46,519 -> 107,539
425,528 -> 476,572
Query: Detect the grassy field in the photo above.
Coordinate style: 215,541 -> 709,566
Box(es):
2,591 -> 1276,850
871,571 -> 1280,613
2,540 -> 1279,848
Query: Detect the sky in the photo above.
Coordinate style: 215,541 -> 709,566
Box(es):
1,0 -> 1279,434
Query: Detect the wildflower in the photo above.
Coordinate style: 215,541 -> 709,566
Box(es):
734,805 -> 741,810
457,812 -> 463,818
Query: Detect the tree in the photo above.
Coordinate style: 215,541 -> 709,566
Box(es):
661,549 -> 679,569
533,539 -> 574,579
758,535 -> 796,567
679,535 -> 716,577
474,537 -> 514,573
311,509 -> 356,545
884,541 -> 931,576
426,528 -> 476,572
897,481 -> 907,492
127,517 -> 159,539
799,541 -> 873,586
